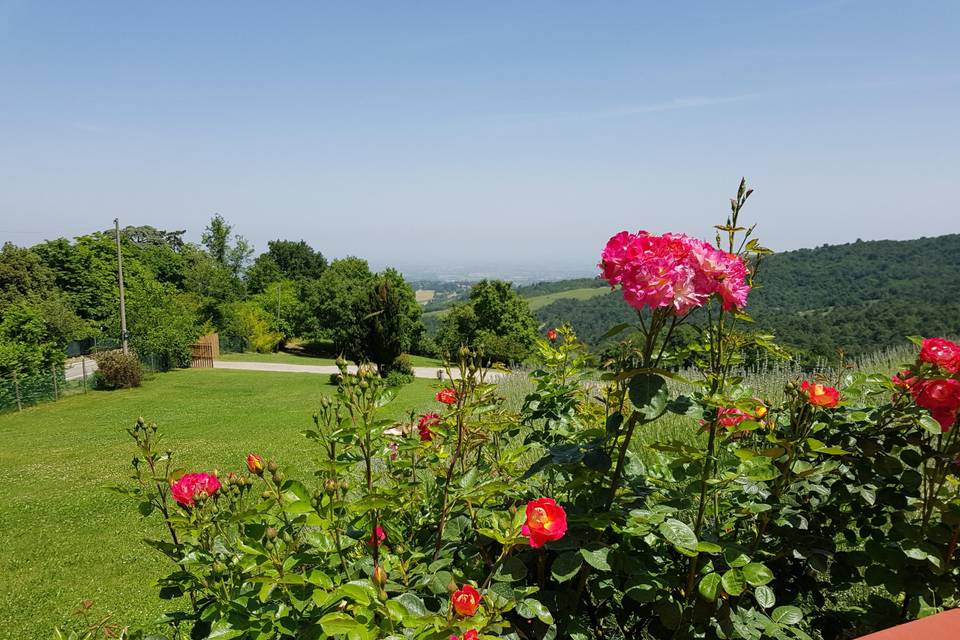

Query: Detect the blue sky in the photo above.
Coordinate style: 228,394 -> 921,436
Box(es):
1,1 -> 958,274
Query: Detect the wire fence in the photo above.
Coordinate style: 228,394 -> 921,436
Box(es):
0,346 -> 175,415
0,362 -> 86,414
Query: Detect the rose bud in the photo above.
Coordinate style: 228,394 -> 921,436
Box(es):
372,565 -> 388,587
246,453 -> 265,475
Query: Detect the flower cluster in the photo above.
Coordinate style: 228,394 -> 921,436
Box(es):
893,338 -> 960,431
919,337 -> 960,374
170,472 -> 221,507
896,373 -> 960,431
801,381 -> 840,408
599,231 -> 750,314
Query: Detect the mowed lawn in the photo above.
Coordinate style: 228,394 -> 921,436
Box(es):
0,369 -> 439,639
218,350 -> 443,368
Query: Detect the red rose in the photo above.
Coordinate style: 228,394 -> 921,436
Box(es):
913,378 -> 960,432
451,584 -> 480,617
367,526 -> 386,546
919,338 -> 960,374
246,453 -> 264,475
546,328 -> 558,342
170,472 -> 221,507
521,497 -> 568,548
418,412 -> 440,442
450,631 -> 478,640
436,388 -> 458,405
800,381 -> 840,408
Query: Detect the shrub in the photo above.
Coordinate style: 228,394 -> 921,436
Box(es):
94,350 -> 143,389
106,181 -> 960,640
391,353 -> 414,376
327,372 -> 342,386
384,369 -> 414,387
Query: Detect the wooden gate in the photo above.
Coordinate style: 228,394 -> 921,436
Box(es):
190,343 -> 214,368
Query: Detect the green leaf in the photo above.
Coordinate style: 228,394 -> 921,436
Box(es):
699,573 -> 722,602
772,606 -> 803,624
919,414 -> 943,435
319,612 -> 364,636
755,585 -> 776,609
696,541 -> 722,554
628,373 -> 668,421
721,569 -> 746,596
724,547 -> 751,568
658,518 -> 698,551
579,547 -> 611,571
742,562 -> 774,587
517,598 -> 554,624
493,556 -> 528,582
551,551 -> 583,583
395,593 -> 428,618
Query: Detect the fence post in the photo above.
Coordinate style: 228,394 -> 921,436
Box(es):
51,362 -> 59,401
13,369 -> 22,412
81,356 -> 87,393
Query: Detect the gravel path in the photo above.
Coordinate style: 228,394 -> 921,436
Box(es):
212,360 -> 504,381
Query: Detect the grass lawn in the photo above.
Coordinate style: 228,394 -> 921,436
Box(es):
0,369 -> 439,639
217,350 -> 443,368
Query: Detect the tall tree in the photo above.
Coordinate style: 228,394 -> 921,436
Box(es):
360,268 -> 422,372
201,214 -> 231,265
202,214 -> 252,278
304,257 -> 375,359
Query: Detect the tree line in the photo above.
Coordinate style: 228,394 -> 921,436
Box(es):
0,216 -> 545,384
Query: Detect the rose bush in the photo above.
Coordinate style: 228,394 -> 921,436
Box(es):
99,180 -> 960,640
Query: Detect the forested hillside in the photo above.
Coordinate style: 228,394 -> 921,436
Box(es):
535,234 -> 960,361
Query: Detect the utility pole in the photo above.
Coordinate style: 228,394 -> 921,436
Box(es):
114,218 -> 129,354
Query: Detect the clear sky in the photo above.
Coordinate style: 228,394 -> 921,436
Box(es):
1,1 -> 958,274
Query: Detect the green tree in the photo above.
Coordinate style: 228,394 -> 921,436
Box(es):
436,279 -> 538,364
265,239 -> 327,280
0,242 -> 55,311
117,279 -> 202,369
201,214 -> 231,265
303,257 -> 375,359
360,268 -> 422,372
201,214 -> 253,278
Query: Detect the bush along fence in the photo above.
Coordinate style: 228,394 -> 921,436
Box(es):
88,181 -> 960,640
